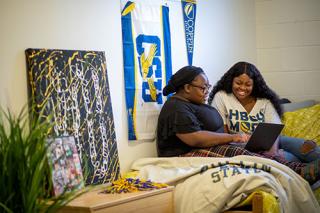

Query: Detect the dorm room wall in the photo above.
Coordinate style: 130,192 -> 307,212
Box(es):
0,0 -> 256,173
256,0 -> 320,102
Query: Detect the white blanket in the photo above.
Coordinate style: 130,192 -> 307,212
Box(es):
131,155 -> 320,213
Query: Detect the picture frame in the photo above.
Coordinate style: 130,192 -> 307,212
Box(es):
46,136 -> 85,196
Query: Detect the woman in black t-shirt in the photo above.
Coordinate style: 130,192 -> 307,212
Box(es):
157,66 -> 248,157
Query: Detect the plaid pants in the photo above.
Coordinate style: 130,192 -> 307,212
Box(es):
180,144 -> 306,176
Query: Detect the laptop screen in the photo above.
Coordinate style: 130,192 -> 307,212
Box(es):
245,123 -> 284,152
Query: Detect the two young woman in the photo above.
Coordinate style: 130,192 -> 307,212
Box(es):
157,63 -> 320,185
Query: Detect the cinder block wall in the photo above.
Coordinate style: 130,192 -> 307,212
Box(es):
256,0 -> 320,102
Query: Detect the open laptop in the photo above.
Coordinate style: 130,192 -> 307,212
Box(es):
244,123 -> 285,152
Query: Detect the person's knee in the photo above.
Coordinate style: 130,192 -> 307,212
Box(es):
300,140 -> 317,154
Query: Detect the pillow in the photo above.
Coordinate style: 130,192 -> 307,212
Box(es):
282,100 -> 316,112
281,104 -> 320,144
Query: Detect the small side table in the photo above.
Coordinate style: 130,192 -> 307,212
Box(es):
58,186 -> 174,213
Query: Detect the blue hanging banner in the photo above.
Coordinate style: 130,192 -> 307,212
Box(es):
120,0 -> 172,141
181,0 -> 197,66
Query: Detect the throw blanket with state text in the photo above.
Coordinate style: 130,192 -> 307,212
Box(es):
131,156 -> 320,213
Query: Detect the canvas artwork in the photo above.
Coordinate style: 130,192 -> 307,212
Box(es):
46,136 -> 84,196
25,48 -> 120,185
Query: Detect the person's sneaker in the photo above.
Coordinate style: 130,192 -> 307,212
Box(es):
301,159 -> 320,185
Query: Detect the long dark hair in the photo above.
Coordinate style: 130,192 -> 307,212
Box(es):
208,61 -> 283,117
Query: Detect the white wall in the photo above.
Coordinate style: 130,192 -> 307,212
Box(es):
256,0 -> 320,102
196,0 -> 257,83
0,0 -> 256,173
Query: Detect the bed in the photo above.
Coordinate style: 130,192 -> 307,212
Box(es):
129,101 -> 320,213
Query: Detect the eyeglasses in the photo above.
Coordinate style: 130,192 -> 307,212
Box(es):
189,83 -> 212,93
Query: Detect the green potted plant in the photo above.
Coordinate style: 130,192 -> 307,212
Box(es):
0,106 -> 81,213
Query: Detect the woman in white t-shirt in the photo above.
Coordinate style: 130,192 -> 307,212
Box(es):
208,61 -> 320,163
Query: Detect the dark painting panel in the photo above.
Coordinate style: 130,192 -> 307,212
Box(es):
25,48 -> 120,185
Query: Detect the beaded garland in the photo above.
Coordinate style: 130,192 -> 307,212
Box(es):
101,178 -> 168,194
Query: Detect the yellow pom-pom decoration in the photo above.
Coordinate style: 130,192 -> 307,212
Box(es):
102,178 -> 168,194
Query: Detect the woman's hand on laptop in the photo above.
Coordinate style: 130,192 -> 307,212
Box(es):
232,133 -> 250,143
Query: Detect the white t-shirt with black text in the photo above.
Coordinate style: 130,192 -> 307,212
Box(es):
211,91 -> 281,134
